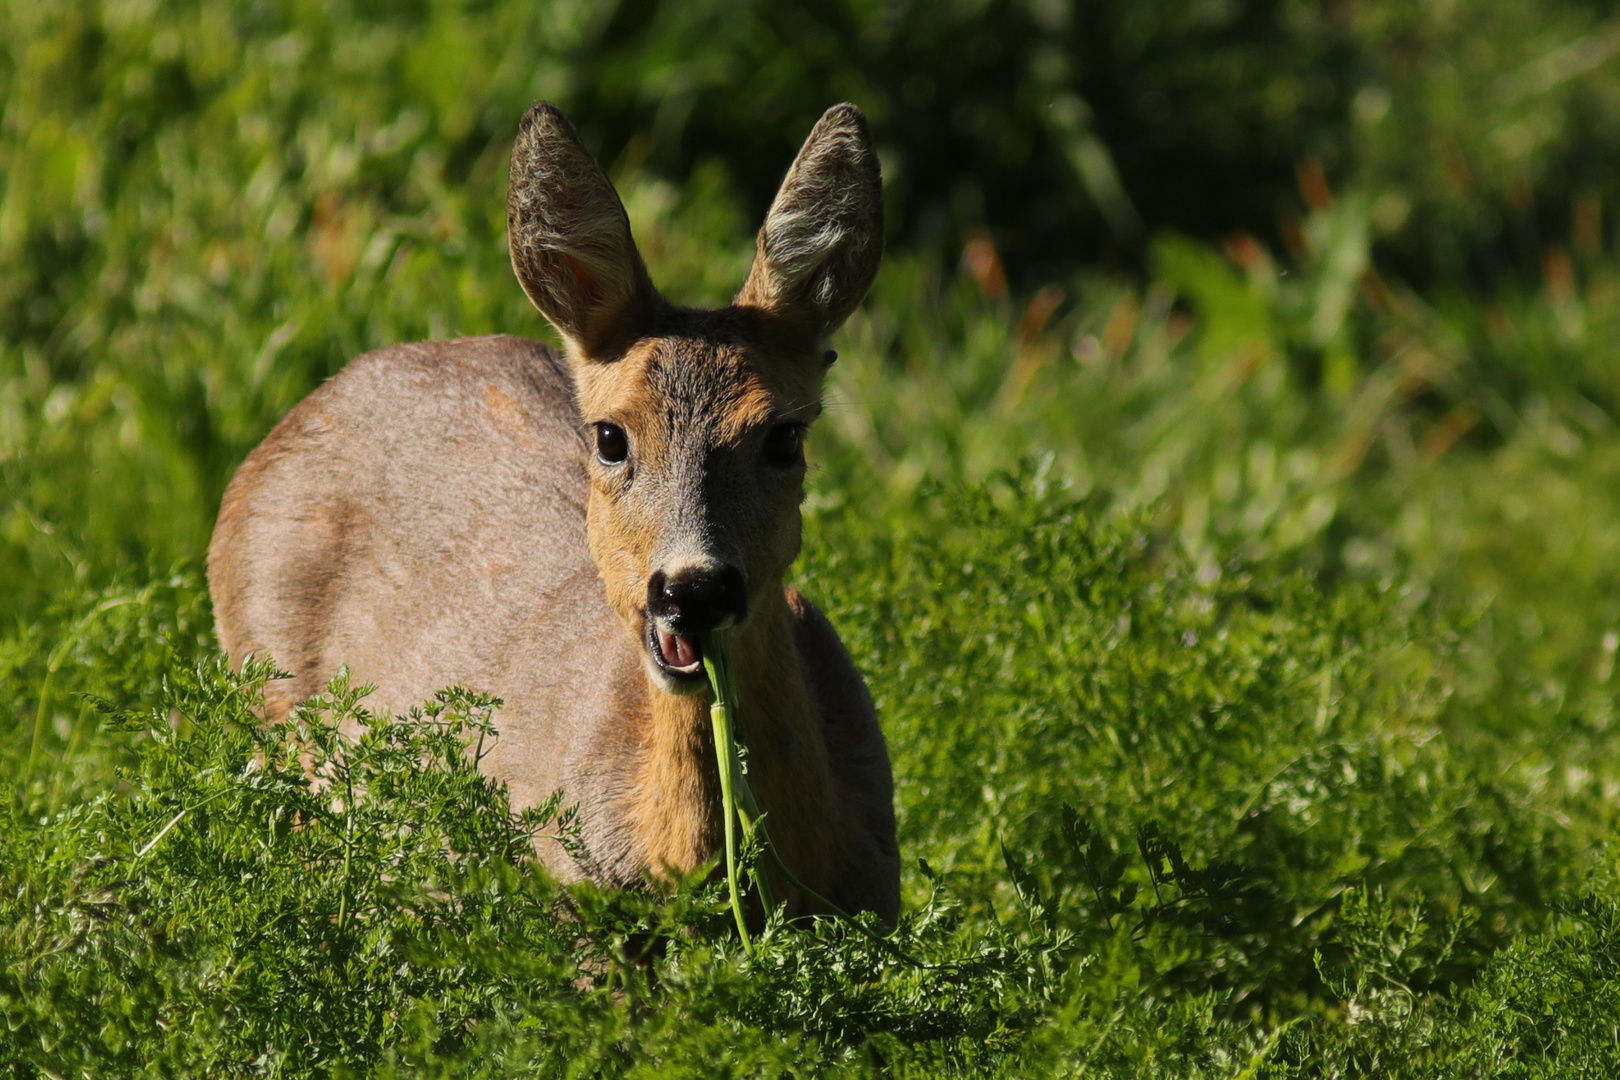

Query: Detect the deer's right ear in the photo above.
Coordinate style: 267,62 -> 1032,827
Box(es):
507,103 -> 658,357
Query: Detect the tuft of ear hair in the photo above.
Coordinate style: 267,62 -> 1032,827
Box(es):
507,103 -> 661,357
736,104 -> 883,340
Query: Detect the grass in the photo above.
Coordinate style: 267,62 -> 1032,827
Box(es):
6,2 -> 1620,1075
3,498 -> 1617,1075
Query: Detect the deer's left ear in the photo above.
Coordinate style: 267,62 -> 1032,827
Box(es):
735,104 -> 883,339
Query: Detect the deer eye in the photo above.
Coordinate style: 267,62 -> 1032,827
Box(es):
594,423 -> 628,464
762,423 -> 804,468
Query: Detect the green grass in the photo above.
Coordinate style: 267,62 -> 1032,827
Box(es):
4,498 -> 1617,1075
7,2 -> 1620,1075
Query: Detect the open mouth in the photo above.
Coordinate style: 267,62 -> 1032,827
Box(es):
646,615 -> 705,681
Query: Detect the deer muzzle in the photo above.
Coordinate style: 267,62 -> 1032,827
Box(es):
644,565 -> 748,682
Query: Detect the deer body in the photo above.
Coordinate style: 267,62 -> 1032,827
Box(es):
208,104 -> 899,922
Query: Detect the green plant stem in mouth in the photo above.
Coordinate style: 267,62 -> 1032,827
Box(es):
701,630 -> 915,963
701,628 -> 773,953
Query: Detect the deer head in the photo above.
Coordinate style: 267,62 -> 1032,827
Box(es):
506,103 -> 883,694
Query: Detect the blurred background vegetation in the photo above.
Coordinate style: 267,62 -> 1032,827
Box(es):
8,0 -> 1620,1072
10,0 -> 1620,729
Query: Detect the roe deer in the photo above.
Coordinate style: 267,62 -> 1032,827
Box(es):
207,103 -> 899,923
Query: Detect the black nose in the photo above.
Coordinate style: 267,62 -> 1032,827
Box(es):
647,566 -> 747,633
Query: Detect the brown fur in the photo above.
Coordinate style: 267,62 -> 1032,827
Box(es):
208,103 -> 897,923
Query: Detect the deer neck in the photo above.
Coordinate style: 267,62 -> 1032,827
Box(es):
629,585 -> 835,896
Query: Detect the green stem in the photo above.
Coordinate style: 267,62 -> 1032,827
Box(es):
702,629 -> 937,970
703,629 -> 755,952
26,666 -> 56,789
742,777 -> 934,967
338,759 -> 355,932
47,699 -> 92,817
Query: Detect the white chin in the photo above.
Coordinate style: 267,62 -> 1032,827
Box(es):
643,651 -> 708,696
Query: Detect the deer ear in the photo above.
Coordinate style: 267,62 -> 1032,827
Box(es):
736,103 -> 883,339
507,103 -> 659,357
